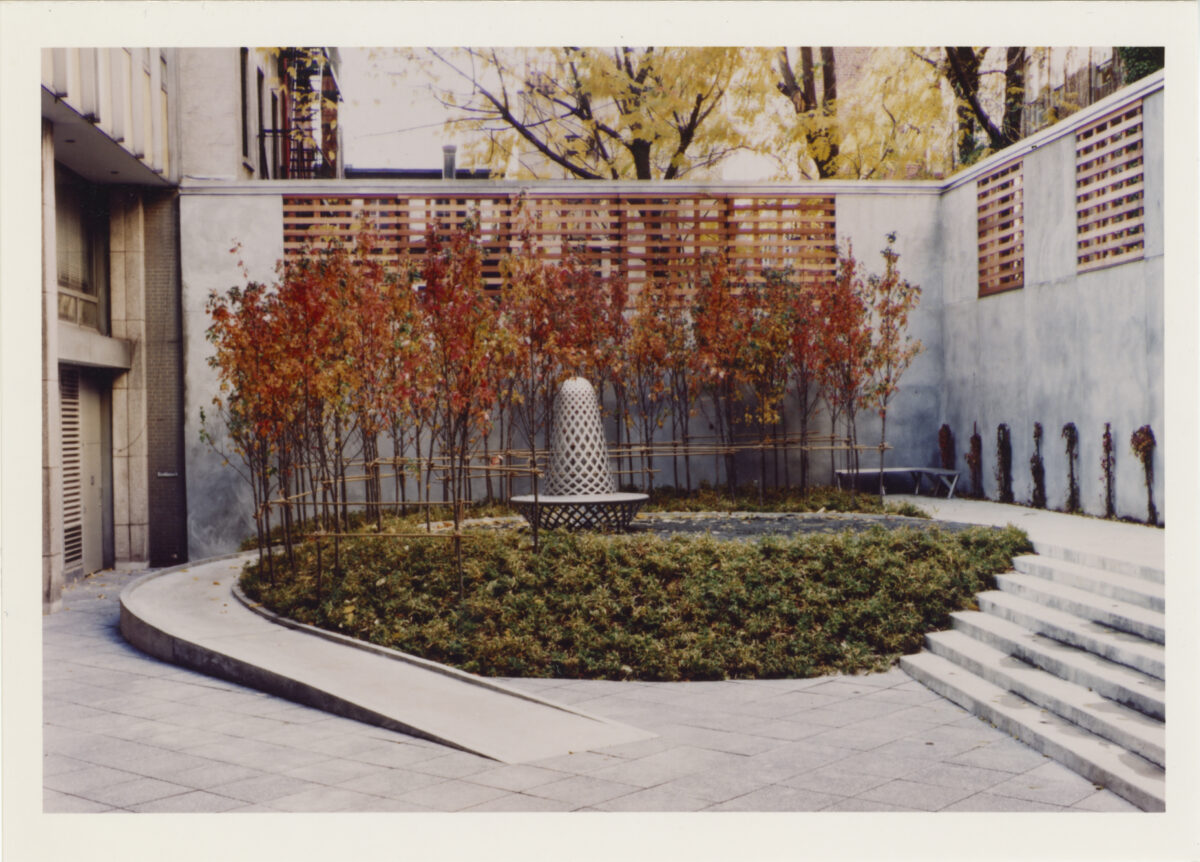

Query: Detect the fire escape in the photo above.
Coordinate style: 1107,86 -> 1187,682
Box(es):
262,48 -> 340,179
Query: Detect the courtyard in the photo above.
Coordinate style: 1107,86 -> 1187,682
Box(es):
3,6 -> 1198,862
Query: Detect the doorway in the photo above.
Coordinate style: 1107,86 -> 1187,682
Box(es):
60,366 -> 112,579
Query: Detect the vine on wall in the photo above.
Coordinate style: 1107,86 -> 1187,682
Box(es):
1100,423 -> 1116,519
965,422 -> 983,498
938,423 -> 955,471
1130,424 -> 1157,525
1030,422 -> 1047,509
1062,422 -> 1080,513
995,423 -> 1013,504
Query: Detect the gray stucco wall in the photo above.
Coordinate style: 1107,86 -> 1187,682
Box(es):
937,88 -> 1163,520
834,190 -> 946,481
180,192 -> 283,558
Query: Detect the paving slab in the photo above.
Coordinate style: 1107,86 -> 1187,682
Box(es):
39,501 -> 1150,815
887,495 -> 1164,572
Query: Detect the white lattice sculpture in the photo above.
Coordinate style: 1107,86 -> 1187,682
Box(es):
511,377 -> 648,531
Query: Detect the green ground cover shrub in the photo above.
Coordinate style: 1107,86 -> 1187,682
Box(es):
241,520 -> 1030,682
642,485 -> 930,517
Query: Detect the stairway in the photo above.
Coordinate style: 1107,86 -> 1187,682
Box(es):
900,543 -> 1165,811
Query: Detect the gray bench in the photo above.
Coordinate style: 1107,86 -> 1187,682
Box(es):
835,467 -> 960,498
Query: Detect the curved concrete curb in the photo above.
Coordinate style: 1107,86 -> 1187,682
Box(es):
119,553 -> 654,763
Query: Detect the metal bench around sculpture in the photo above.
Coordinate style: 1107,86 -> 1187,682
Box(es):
510,377 -> 647,531
835,466 -> 960,498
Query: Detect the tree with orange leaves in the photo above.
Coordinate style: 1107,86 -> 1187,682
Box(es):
782,272 -> 824,491
417,215 -> 501,567
499,206 -> 572,496
742,273 -> 793,500
628,279 -> 671,490
691,252 -> 751,493
205,277 -> 285,578
813,242 -> 872,489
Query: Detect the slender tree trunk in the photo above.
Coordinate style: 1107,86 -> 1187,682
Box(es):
878,410 -> 888,497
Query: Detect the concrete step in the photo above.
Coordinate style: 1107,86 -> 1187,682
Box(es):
994,573 -> 1165,644
949,610 -> 1165,720
977,590 -> 1165,680
900,650 -> 1165,811
1013,555 -> 1164,613
924,630 -> 1164,767
1032,541 -> 1164,585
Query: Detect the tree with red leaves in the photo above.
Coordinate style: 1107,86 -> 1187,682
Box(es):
783,273 -> 824,491
628,279 -> 671,490
863,232 -> 923,495
417,215 -> 501,567
205,277 -> 285,578
742,274 -> 793,499
691,253 -> 751,493
813,242 -> 872,491
499,207 -> 572,496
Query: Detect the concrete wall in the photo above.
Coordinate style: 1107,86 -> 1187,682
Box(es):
180,192 -> 283,558
938,87 -> 1163,520
834,189 -> 946,483
177,49 -> 279,182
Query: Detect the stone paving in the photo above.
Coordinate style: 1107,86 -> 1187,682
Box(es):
43,567 -> 1138,813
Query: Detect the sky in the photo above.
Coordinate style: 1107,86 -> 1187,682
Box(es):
340,49 -> 452,171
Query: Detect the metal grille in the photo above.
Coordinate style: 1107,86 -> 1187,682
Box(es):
1076,100 -> 1145,273
60,368 -> 83,569
977,158 -> 1025,296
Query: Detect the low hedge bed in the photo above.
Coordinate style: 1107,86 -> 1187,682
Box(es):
241,520 -> 1031,681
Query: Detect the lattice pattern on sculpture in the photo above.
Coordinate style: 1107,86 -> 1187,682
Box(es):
544,378 -> 617,496
509,376 -> 647,531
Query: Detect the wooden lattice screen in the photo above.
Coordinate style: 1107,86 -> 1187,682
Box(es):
1076,100 -> 1145,273
282,192 -> 836,295
977,158 -> 1025,296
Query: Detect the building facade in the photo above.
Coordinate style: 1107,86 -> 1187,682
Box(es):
41,47 -> 342,612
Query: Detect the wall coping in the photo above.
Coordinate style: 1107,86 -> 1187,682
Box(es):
178,70 -> 1162,201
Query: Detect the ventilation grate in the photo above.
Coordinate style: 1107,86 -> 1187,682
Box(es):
60,368 -> 83,569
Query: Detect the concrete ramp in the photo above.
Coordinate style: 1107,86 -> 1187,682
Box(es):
119,554 -> 654,763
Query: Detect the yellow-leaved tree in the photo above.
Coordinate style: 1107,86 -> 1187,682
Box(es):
411,46 -> 775,180
769,47 -> 957,180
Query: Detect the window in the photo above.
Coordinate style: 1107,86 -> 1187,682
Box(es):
977,158 -> 1025,296
1076,100 -> 1145,272
271,92 -> 280,178
55,166 -> 108,333
239,48 -> 249,160
257,68 -> 267,178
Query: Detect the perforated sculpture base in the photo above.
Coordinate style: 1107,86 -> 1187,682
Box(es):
512,377 -> 648,532
510,492 -> 648,532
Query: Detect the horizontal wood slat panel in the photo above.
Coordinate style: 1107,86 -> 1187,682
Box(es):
1076,178 -> 1145,215
1077,199 -> 1145,238
977,158 -> 1024,296
282,192 -> 837,293
1078,243 -> 1145,273
1077,100 -> 1145,273
1076,145 -> 1144,187
1076,108 -> 1144,151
